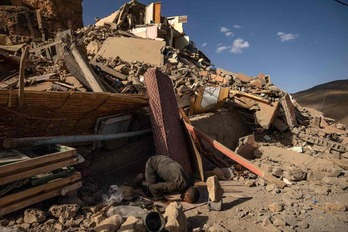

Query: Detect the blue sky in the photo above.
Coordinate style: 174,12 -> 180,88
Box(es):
83,0 -> 348,93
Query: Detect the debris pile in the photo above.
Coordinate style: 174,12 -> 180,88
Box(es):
0,0 -> 347,231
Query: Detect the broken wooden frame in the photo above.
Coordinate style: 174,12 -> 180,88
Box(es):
183,122 -> 287,188
0,172 -> 82,216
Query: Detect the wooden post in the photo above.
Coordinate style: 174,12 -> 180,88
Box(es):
18,46 -> 29,110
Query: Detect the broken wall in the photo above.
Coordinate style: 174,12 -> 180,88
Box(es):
190,110 -> 252,150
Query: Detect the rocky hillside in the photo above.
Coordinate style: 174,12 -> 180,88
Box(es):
293,79 -> 348,125
0,0 -> 83,40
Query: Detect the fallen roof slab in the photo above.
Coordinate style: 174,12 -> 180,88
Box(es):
97,37 -> 165,66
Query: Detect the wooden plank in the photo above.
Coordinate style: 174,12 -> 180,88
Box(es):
70,43 -> 105,92
0,158 -> 78,186
0,150 -> 30,166
18,46 -> 29,110
154,2 -> 161,24
90,59 -> 127,80
0,172 -> 81,206
0,147 -> 75,176
0,181 -> 82,216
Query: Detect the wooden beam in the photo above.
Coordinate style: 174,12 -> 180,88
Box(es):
90,59 -> 127,80
18,46 -> 29,110
0,146 -> 75,176
0,172 -> 81,206
0,181 -> 82,216
0,157 -> 78,186
70,43 -> 105,92
230,90 -> 270,104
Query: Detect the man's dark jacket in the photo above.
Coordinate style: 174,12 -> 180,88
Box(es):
145,155 -> 193,199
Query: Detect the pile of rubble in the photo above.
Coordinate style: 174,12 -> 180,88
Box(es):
0,0 -> 347,231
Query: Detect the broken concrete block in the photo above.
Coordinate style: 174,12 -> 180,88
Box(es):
255,101 -> 279,130
24,209 -> 46,224
250,79 -> 263,88
118,216 -> 145,232
280,94 -> 297,128
164,202 -> 187,232
97,37 -> 165,66
235,73 -> 251,83
235,134 -> 259,160
49,204 -> 80,219
86,41 -> 100,55
94,214 -> 123,232
206,176 -> 224,202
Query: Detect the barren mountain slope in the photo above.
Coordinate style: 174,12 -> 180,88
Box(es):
293,79 -> 348,125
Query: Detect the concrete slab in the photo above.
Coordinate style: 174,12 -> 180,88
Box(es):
97,37 -> 165,66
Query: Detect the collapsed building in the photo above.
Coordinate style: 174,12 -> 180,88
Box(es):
0,1 -> 347,231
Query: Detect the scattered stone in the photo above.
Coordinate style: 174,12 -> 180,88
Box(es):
284,168 -> 306,181
24,208 -> 46,224
19,222 -> 31,230
0,219 -> 9,227
206,176 -> 224,202
272,167 -> 283,177
238,211 -> 246,218
207,224 -> 228,232
286,189 -> 303,200
321,176 -> 348,190
298,221 -> 309,229
16,217 -> 24,224
256,177 -> 267,186
313,185 -> 330,195
268,202 -> 284,213
49,204 -> 80,219
91,213 -> 106,225
324,202 -> 346,212
272,217 -> 286,227
282,215 -> 297,226
245,179 -> 255,187
95,214 -> 123,232
164,202 -> 187,232
118,216 -> 145,232
266,184 -> 278,192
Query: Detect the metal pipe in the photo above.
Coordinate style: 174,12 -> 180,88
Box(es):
3,129 -> 152,149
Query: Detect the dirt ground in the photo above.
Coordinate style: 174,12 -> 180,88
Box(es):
185,180 -> 348,232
